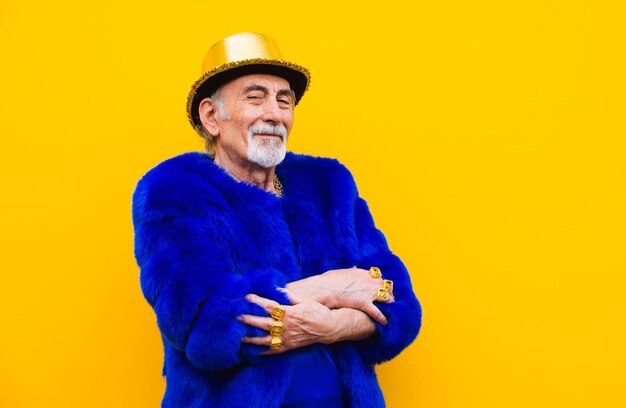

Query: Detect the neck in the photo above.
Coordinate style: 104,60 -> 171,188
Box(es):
213,149 -> 278,194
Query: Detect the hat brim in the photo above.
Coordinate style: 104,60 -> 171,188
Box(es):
186,59 -> 310,132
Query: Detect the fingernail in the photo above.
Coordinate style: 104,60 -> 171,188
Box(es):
236,315 -> 243,321
245,294 -> 252,301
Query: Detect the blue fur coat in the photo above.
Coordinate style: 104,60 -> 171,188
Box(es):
132,151 -> 422,407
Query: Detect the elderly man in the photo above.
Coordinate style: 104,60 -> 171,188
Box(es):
132,32 -> 421,408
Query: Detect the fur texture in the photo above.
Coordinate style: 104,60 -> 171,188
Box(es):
132,151 -> 422,407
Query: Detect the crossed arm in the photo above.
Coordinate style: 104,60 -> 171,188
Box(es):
239,267 -> 395,354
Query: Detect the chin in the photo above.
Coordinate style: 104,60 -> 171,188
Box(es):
247,144 -> 287,168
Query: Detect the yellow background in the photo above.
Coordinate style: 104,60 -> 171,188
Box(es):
1,1 -> 624,407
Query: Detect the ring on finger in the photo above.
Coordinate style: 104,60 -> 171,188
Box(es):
382,279 -> 393,293
270,336 -> 283,350
271,306 -> 286,320
270,320 -> 284,336
375,287 -> 390,302
370,266 -> 382,278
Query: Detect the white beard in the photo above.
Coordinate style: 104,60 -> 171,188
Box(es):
246,123 -> 288,168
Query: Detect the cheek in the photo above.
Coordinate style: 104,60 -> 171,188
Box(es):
285,114 -> 295,131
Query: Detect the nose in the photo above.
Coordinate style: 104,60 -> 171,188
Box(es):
260,97 -> 284,124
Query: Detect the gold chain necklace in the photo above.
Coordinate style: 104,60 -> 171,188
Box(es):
273,174 -> 283,197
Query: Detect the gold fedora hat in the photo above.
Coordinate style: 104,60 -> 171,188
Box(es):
186,32 -> 311,135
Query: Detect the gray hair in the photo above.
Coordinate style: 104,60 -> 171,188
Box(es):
196,87 -> 230,157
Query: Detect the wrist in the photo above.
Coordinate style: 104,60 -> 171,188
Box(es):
322,309 -> 345,344
325,308 -> 376,343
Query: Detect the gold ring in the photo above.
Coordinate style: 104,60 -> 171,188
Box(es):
270,320 -> 284,336
270,336 -> 283,350
382,279 -> 393,293
270,305 -> 286,320
375,287 -> 390,302
370,266 -> 382,278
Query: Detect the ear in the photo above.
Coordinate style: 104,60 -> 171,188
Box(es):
198,98 -> 220,137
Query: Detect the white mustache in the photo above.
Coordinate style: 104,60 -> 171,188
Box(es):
248,123 -> 287,140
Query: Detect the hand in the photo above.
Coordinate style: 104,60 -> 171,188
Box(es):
283,267 -> 394,325
239,294 -> 341,355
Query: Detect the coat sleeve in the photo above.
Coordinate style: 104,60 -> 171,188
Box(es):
132,166 -> 282,371
350,196 -> 422,365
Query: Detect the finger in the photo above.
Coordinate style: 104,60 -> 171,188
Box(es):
237,315 -> 275,331
242,335 -> 274,346
362,303 -> 388,326
245,293 -> 280,313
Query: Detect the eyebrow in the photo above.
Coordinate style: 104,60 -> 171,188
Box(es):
243,84 -> 269,94
243,84 -> 296,102
278,89 -> 297,102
